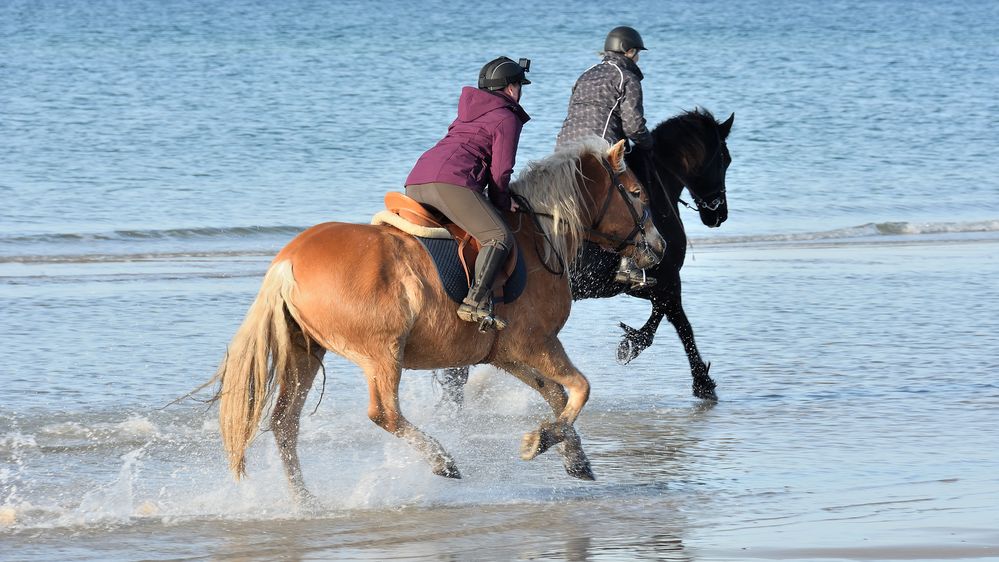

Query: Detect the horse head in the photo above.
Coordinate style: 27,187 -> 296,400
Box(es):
512,139 -> 664,271
586,140 -> 665,268
651,110 -> 735,228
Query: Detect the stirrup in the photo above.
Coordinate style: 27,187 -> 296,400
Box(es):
457,300 -> 508,332
614,267 -> 657,289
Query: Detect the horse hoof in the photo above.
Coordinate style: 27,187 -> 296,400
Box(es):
521,432 -> 543,460
294,490 -> 324,514
562,451 -> 596,481
434,463 -> 462,479
693,379 -> 718,401
565,459 -> 596,481
616,339 -> 638,365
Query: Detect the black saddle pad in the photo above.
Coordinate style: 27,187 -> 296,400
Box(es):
415,236 -> 527,304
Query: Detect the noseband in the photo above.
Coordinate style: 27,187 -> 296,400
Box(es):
586,158 -> 652,253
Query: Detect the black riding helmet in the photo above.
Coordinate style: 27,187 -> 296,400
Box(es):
604,26 -> 647,53
478,56 -> 531,91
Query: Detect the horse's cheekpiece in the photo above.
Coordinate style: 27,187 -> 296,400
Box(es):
416,236 -> 527,306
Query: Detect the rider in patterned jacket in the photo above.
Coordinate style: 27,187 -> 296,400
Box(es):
556,26 -> 656,289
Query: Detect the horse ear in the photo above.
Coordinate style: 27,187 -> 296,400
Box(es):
719,113 -> 735,139
607,139 -> 627,172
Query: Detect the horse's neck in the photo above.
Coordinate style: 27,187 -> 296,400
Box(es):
510,212 -> 574,293
648,152 -> 689,249
651,153 -> 686,204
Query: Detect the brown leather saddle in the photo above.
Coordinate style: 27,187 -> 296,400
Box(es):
381,192 -> 521,300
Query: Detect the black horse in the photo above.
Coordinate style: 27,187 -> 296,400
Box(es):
439,109 -> 734,402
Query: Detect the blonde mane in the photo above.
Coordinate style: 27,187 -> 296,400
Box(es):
510,137 -> 618,265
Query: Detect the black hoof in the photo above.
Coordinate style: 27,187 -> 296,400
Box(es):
294,490 -> 324,514
616,338 -> 638,365
693,383 -> 718,401
564,457 -> 596,481
692,363 -> 718,401
434,463 -> 462,479
617,323 -> 651,365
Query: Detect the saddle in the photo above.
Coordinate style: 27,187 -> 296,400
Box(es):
371,192 -> 525,304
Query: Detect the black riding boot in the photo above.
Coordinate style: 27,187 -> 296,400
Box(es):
457,242 -> 509,330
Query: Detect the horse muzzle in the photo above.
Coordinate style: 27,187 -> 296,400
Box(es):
632,224 -> 665,269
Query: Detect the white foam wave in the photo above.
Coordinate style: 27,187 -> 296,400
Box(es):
0,432 -> 38,453
0,379 -> 583,532
692,219 -> 999,246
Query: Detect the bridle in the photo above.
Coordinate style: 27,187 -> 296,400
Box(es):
665,130 -> 727,213
512,156 -> 653,276
586,158 -> 652,253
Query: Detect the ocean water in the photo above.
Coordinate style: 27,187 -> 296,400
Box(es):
2,0 -> 998,560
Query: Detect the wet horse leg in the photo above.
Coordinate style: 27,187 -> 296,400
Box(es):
497,362 -> 595,480
362,355 -> 461,478
435,366 -> 470,406
513,340 -> 593,475
621,272 -> 718,401
271,327 -> 326,507
617,300 -> 667,364
661,293 -> 718,401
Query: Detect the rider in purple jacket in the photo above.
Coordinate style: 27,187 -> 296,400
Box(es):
405,56 -> 531,330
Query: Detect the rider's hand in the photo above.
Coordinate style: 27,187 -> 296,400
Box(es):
510,200 -> 520,212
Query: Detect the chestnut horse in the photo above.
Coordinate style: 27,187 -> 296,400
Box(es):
208,139 -> 664,504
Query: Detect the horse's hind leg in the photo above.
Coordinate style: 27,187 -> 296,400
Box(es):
363,355 -> 461,478
271,325 -> 326,507
435,366 -> 470,407
499,363 -> 594,481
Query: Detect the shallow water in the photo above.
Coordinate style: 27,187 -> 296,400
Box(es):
3,234 -> 998,560
3,0 -> 999,559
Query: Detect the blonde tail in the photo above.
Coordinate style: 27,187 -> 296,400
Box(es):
211,260 -> 298,479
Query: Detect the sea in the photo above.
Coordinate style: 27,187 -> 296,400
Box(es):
2,0 -> 998,560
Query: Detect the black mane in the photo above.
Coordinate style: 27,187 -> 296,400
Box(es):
651,108 -> 718,156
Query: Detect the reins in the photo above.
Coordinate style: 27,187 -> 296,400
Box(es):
511,192 -> 567,276
512,156 -> 651,276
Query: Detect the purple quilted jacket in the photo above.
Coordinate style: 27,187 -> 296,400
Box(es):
406,86 -> 530,210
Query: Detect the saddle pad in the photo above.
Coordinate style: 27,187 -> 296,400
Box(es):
416,236 -> 527,304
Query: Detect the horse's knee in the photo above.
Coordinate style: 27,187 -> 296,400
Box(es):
567,378 -> 590,405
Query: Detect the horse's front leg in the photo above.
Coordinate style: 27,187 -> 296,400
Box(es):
662,295 -> 717,401
617,277 -> 678,364
496,362 -> 594,481
617,299 -> 667,364
509,340 -> 595,480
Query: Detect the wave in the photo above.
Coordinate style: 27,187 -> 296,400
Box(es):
0,225 -> 304,245
688,219 -> 999,246
1,220 -> 997,264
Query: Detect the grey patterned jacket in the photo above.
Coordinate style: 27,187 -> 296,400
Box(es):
555,52 -> 653,151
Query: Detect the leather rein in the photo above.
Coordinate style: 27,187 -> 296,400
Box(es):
512,157 -> 651,276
